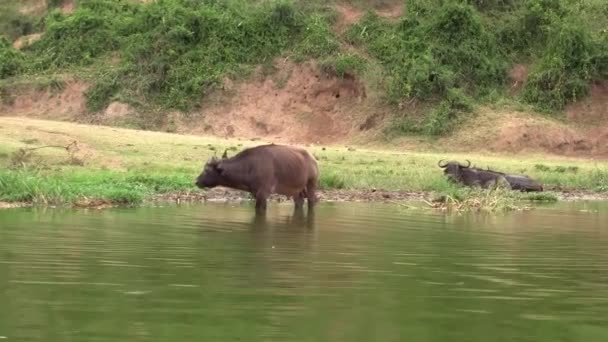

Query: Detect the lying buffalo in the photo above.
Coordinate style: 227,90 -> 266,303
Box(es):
438,160 -> 543,192
195,144 -> 319,212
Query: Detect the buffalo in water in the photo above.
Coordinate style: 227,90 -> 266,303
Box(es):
195,144 -> 320,212
437,160 -> 543,192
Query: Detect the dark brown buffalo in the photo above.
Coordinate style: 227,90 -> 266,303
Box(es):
438,160 -> 506,189
500,173 -> 543,192
438,160 -> 543,192
195,144 -> 319,212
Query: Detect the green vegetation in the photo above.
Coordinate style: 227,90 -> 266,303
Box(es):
0,118 -> 606,207
0,37 -> 25,78
0,169 -> 192,206
431,186 -> 559,213
0,0 -> 607,135
8,0 -> 342,112
319,52 -> 367,78
347,0 -> 607,131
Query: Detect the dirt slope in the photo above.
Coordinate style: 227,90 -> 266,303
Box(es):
178,60 -> 371,144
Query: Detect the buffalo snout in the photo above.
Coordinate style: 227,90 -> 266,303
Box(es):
194,175 -> 208,188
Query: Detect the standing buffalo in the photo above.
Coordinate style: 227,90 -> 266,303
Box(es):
195,144 -> 320,212
438,160 -> 543,192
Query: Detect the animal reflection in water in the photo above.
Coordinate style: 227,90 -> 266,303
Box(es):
195,144 -> 319,213
249,207 -> 317,256
251,206 -> 315,230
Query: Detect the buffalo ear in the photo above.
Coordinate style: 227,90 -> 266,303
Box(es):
214,162 -> 225,175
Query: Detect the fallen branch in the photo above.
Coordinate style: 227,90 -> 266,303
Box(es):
10,141 -> 79,168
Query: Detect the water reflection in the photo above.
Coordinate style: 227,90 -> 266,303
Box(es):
250,206 -> 316,230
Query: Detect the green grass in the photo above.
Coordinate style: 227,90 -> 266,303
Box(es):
0,169 -> 192,206
0,117 -> 606,207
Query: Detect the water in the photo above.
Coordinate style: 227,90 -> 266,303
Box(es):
1,201 -> 608,341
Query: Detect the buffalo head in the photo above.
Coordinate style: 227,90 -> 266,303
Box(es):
195,156 -> 226,189
438,159 -> 470,182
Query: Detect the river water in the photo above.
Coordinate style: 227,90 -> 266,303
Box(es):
1,201 -> 608,341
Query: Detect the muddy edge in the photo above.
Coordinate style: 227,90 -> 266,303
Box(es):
153,188 -> 608,204
2,188 -> 606,210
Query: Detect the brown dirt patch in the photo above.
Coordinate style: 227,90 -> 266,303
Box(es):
18,0 -> 74,16
12,33 -> 42,50
376,2 -> 405,20
18,0 -> 47,16
182,60 -> 369,145
442,108 -> 608,158
491,116 -> 608,157
334,3 -> 364,33
1,80 -> 88,121
60,0 -> 75,13
508,64 -> 529,96
565,82 -> 608,125
102,101 -> 135,121
334,2 -> 403,33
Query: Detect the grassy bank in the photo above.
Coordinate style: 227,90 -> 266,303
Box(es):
1,117 -> 607,208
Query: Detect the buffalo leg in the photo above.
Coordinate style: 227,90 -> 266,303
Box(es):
254,189 -> 270,212
293,192 -> 305,210
306,180 -> 318,209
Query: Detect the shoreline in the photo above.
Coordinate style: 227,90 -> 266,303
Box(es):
2,188 -> 607,210
152,188 -> 608,204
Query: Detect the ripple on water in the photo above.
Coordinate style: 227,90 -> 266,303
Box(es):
1,201 -> 608,340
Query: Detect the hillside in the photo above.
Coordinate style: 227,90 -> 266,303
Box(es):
1,0 -> 607,157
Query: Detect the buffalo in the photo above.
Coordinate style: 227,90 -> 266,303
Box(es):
195,144 -> 320,212
438,160 -> 543,192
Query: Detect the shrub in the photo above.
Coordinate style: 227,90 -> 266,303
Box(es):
30,8 -> 122,68
523,22 -> 598,111
28,0 -> 338,112
0,36 -> 25,78
293,13 -> 340,60
348,1 -> 506,129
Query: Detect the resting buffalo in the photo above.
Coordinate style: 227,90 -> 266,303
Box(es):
438,160 -> 543,192
195,144 -> 319,212
500,173 -> 543,192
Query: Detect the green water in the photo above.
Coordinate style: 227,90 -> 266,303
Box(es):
1,201 -> 608,341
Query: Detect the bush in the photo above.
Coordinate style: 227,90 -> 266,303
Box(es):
349,3 -> 507,101
85,75 -> 119,112
424,89 -> 474,135
0,36 -> 25,79
348,2 -> 505,135
523,22 -> 599,111
30,8 -> 122,68
293,13 -> 340,60
23,0 -> 338,112
393,88 -> 473,136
